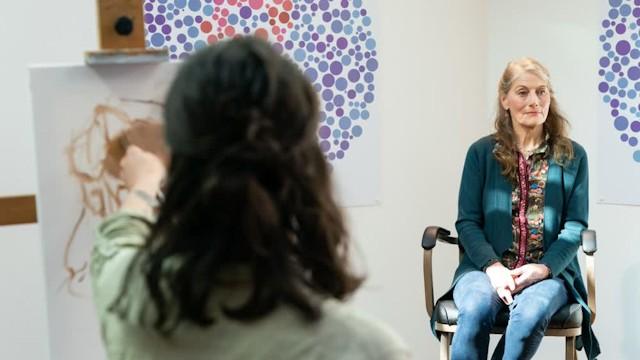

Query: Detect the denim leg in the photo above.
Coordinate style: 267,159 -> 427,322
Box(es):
499,278 -> 569,360
451,271 -> 504,360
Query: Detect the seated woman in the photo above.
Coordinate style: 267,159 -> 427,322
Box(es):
446,58 -> 600,360
91,36 -> 410,360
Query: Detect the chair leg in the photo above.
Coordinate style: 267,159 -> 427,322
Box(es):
440,332 -> 451,360
565,336 -> 576,360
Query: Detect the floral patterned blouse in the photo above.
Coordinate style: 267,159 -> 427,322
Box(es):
501,142 -> 549,270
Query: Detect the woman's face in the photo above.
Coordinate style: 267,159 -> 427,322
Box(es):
501,72 -> 550,132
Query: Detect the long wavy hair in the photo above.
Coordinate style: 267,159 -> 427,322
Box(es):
493,57 -> 574,182
112,37 -> 362,334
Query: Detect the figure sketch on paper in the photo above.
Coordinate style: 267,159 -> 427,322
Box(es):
63,99 -> 168,295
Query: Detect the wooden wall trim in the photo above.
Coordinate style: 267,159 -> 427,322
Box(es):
0,195 -> 37,226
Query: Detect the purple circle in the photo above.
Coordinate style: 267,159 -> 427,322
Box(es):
611,98 -> 620,108
322,88 -> 334,101
319,0 -> 330,11
330,61 -> 343,75
320,140 -> 331,152
239,6 -> 252,19
599,82 -> 609,92
612,109 -> 620,116
317,42 -> 326,52
144,13 -> 154,24
145,3 -> 153,11
622,133 -> 629,141
366,58 -> 379,71
634,7 -> 640,17
322,74 -> 335,87
162,24 -> 171,34
615,116 -> 629,130
616,23 -> 627,34
336,37 -> 348,49
613,63 -> 622,72
155,14 -> 166,25
630,137 -> 639,146
148,24 -> 157,32
348,69 -> 360,82
632,121 -> 640,132
617,40 -> 631,55
336,108 -> 344,116
322,12 -> 332,22
340,141 -> 350,150
629,66 -> 640,80
319,126 -> 331,139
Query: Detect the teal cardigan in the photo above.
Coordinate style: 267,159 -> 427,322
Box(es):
437,135 -> 600,359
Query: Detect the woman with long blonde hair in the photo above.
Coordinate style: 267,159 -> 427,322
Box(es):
440,58 -> 600,359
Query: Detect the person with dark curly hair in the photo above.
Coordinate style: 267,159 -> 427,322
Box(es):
440,58 -> 600,360
91,36 -> 410,360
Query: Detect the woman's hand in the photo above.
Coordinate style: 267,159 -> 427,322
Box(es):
120,145 -> 166,193
485,262 -> 516,305
510,264 -> 551,294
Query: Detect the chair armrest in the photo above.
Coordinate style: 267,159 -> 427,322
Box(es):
422,226 -> 458,318
422,226 -> 458,250
581,229 -> 597,324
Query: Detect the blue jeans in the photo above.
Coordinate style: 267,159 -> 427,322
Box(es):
450,271 -> 568,360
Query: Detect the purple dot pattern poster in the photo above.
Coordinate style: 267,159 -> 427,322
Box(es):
143,0 -> 378,164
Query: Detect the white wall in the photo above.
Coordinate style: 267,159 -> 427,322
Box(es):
0,1 -> 97,359
4,1 -> 631,360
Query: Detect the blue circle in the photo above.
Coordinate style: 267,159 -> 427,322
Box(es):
331,20 -> 343,33
339,117 -> 352,130
175,0 -> 187,8
188,0 -> 201,11
365,38 -> 376,50
290,31 -> 300,41
150,33 -> 165,46
344,24 -> 353,35
615,116 -> 629,130
630,137 -> 639,146
294,49 -> 306,61
352,125 -> 363,137
194,40 -> 206,50
621,4 -> 631,16
187,26 -> 199,38
629,90 -> 638,99
609,0 -> 622,6
609,9 -> 619,19
302,14 -> 312,24
619,78 -> 629,88
361,110 -> 370,120
332,129 -> 341,139
362,16 -> 372,26
336,77 -> 348,90
634,150 -> 640,162
350,109 -> 360,120
203,5 -> 213,16
184,16 -> 194,26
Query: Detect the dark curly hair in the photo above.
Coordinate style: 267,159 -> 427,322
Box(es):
112,36 -> 363,334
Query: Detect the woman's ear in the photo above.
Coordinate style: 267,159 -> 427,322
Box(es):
500,95 -> 509,111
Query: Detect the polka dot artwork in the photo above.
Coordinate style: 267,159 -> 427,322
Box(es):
599,0 -> 640,163
144,0 -> 378,163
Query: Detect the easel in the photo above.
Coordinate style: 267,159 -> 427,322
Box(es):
0,0 -> 168,226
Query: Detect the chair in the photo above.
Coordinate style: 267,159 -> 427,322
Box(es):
421,226 -> 597,360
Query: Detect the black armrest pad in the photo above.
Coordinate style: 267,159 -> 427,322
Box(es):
422,226 -> 457,250
582,229 -> 597,255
